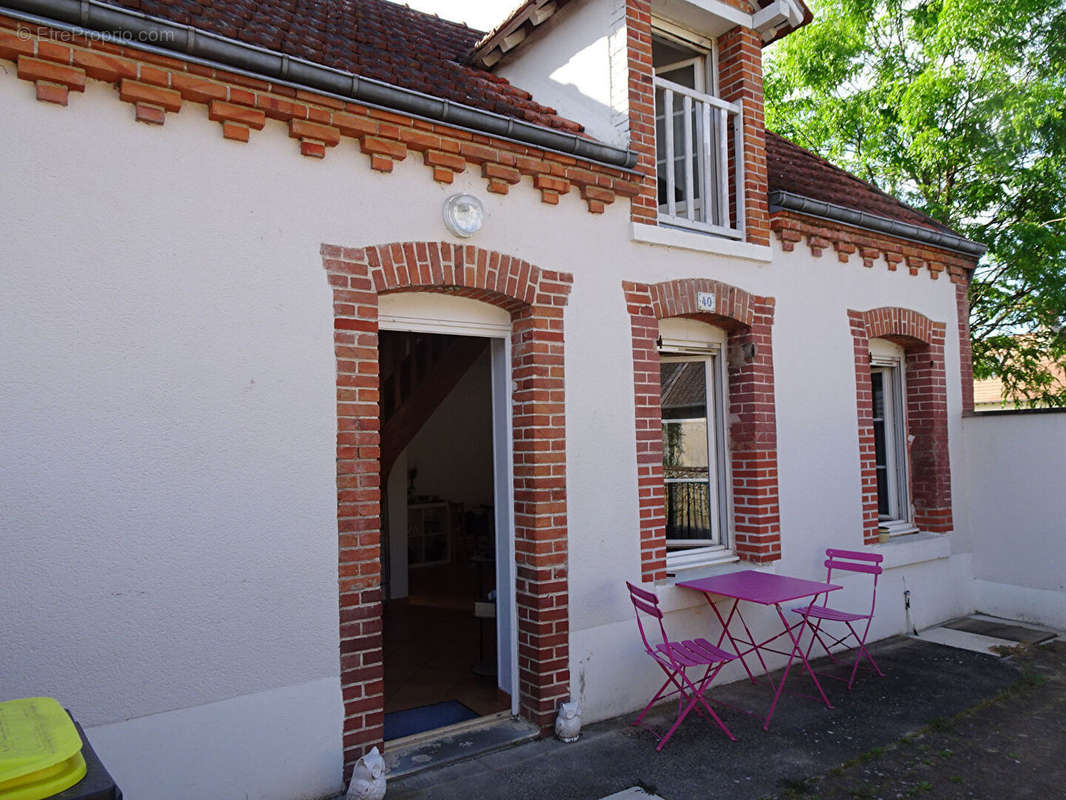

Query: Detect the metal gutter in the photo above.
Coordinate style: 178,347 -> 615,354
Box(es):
1,0 -> 639,170
770,190 -> 986,258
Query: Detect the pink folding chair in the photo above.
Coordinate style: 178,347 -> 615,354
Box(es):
791,548 -> 885,689
626,581 -> 737,750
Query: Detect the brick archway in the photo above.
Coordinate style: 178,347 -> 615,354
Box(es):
321,242 -> 572,775
624,278 -> 780,582
848,307 -> 952,543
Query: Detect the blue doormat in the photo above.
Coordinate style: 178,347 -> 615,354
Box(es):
384,700 -> 478,740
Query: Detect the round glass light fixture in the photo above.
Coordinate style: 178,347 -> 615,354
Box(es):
442,193 -> 484,238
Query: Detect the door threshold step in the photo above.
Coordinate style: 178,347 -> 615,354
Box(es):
384,714 -> 538,780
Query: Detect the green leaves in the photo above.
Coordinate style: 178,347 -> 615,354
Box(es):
766,0 -> 1066,406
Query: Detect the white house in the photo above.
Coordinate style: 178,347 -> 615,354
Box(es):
2,0 -> 1060,798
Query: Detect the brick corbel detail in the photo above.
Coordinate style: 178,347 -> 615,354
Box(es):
1,18 -> 639,208
848,307 -> 952,544
770,212 -> 975,284
772,210 -> 979,417
322,242 -> 572,778
624,278 -> 780,582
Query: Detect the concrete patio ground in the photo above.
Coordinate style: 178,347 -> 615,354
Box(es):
386,630 -> 1064,800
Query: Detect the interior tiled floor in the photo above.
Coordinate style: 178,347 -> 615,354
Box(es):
383,599 -> 509,721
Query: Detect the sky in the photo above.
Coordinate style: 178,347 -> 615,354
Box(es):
401,0 -> 518,32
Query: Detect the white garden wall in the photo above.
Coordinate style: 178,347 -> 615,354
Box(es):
962,411 -> 1066,629
1,65 -> 976,797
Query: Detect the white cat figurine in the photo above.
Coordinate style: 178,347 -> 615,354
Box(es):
346,746 -> 386,800
555,701 -> 581,743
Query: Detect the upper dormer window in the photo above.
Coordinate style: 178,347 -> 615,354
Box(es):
653,31 -> 745,240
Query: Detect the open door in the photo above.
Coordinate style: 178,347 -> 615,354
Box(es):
378,294 -> 517,740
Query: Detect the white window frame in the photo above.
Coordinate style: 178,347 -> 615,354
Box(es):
870,343 -> 917,536
652,26 -> 745,240
659,320 -> 734,569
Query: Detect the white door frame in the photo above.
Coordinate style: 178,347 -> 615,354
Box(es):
490,336 -> 519,714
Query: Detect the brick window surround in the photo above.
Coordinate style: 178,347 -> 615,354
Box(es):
624,278 -> 780,582
848,307 -> 952,544
321,242 -> 572,776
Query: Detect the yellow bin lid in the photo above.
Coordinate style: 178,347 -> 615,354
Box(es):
0,698 -> 87,800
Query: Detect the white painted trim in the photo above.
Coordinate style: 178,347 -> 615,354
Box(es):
869,531 -> 951,569
752,0 -> 805,34
651,16 -> 716,51
491,337 -> 520,716
378,315 -> 511,337
869,337 -> 905,363
378,292 -> 512,337
659,317 -> 728,348
670,0 -> 752,30
631,222 -> 773,262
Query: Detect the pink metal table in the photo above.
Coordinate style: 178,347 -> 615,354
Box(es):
677,570 -> 842,730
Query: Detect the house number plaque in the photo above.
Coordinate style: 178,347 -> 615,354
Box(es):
696,291 -> 716,312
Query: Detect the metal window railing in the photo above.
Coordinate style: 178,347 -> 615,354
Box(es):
653,76 -> 746,240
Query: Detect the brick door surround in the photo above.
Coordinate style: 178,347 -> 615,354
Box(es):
321,241 -> 573,777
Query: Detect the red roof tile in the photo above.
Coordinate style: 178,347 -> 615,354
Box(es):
103,0 -> 586,134
766,131 -> 948,232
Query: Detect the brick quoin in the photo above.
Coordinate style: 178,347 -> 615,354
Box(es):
848,307 -> 952,545
717,26 -> 770,246
625,0 -> 658,228
624,278 -> 780,582
321,242 -> 572,778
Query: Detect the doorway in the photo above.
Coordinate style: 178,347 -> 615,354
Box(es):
378,299 -> 516,742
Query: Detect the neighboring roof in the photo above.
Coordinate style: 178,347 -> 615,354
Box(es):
102,0 -> 586,134
974,347 -> 1066,408
765,131 -> 947,233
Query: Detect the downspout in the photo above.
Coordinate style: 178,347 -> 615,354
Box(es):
770,190 -> 987,258
1,0 -> 639,170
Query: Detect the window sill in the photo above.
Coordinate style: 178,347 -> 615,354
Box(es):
664,552 -> 742,580
631,222 -> 773,263
870,531 -> 952,569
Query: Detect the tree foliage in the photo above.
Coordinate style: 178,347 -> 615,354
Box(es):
764,0 -> 1066,406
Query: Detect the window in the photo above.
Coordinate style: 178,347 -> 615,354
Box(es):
659,320 -> 732,567
652,31 -> 744,239
869,340 -> 917,536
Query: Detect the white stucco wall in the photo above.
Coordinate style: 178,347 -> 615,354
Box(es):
2,63 -> 976,796
962,412 -> 1066,628
568,230 -> 975,722
496,0 -> 630,147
